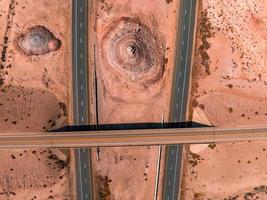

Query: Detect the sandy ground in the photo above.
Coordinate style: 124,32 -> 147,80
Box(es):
0,0 -> 71,132
183,0 -> 267,199
0,0 -> 72,199
0,149 -> 71,200
88,0 -> 180,199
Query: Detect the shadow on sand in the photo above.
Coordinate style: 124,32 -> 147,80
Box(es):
53,121 -> 211,132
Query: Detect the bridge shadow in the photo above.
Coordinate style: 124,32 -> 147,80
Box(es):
53,121 -> 211,132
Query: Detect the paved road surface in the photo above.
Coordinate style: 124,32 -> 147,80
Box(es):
1,126 -> 267,147
163,0 -> 197,199
72,0 -> 93,199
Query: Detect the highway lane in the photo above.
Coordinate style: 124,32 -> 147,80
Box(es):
72,0 -> 93,200
164,0 -> 197,199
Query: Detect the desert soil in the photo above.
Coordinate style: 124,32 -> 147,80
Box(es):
0,0 -> 72,199
88,0 -> 180,199
183,0 -> 267,199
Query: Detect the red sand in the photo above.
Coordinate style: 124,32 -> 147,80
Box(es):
183,0 -> 267,199
0,0 -> 73,199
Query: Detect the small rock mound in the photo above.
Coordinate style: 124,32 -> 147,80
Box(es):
18,25 -> 61,55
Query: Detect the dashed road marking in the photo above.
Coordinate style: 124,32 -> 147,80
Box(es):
81,116 -> 84,122
80,22 -> 83,28
80,53 -> 83,59
81,101 -> 84,107
81,85 -> 83,91
80,7 -> 83,12
179,0 -> 194,123
78,151 -> 84,200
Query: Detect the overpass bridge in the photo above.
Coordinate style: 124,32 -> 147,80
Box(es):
1,126 -> 267,148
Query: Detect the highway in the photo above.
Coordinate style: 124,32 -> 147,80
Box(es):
0,126 -> 267,147
72,0 -> 93,199
164,0 -> 197,200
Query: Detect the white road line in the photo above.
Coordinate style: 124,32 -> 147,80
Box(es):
182,40 -> 185,46
170,165 -> 173,171
168,181 -> 171,186
80,7 -> 83,12
185,9 -> 187,15
183,25 -> 186,30
81,85 -> 83,91
84,178 -> 87,184
85,193 -> 88,199
81,101 -> 84,107
80,37 -> 83,43
179,0 -> 193,123
154,145 -> 162,200
181,56 -> 183,61
80,22 -> 83,28
80,68 -> 83,75
167,195 -> 170,200
171,149 -> 174,155
84,163 -> 87,168
78,151 -> 84,200
81,116 -> 84,122
80,53 -> 83,59
179,72 -> 181,77
83,149 -> 86,153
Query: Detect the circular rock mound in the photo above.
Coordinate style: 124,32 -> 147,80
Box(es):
101,17 -> 164,82
18,25 -> 61,56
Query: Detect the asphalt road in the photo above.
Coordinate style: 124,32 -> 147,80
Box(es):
1,125 -> 267,147
163,0 -> 197,199
2,126 -> 267,147
72,0 -> 93,199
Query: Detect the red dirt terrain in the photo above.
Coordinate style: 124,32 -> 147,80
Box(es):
88,0 -> 181,199
0,0 -> 72,199
0,0 -> 70,132
183,0 -> 267,199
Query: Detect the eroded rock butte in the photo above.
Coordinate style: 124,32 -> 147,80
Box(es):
101,17 -> 165,83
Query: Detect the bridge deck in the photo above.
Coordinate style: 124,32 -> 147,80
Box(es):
0,126 -> 267,148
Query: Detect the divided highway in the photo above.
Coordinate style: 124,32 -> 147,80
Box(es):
163,0 -> 197,200
72,0 -> 93,199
